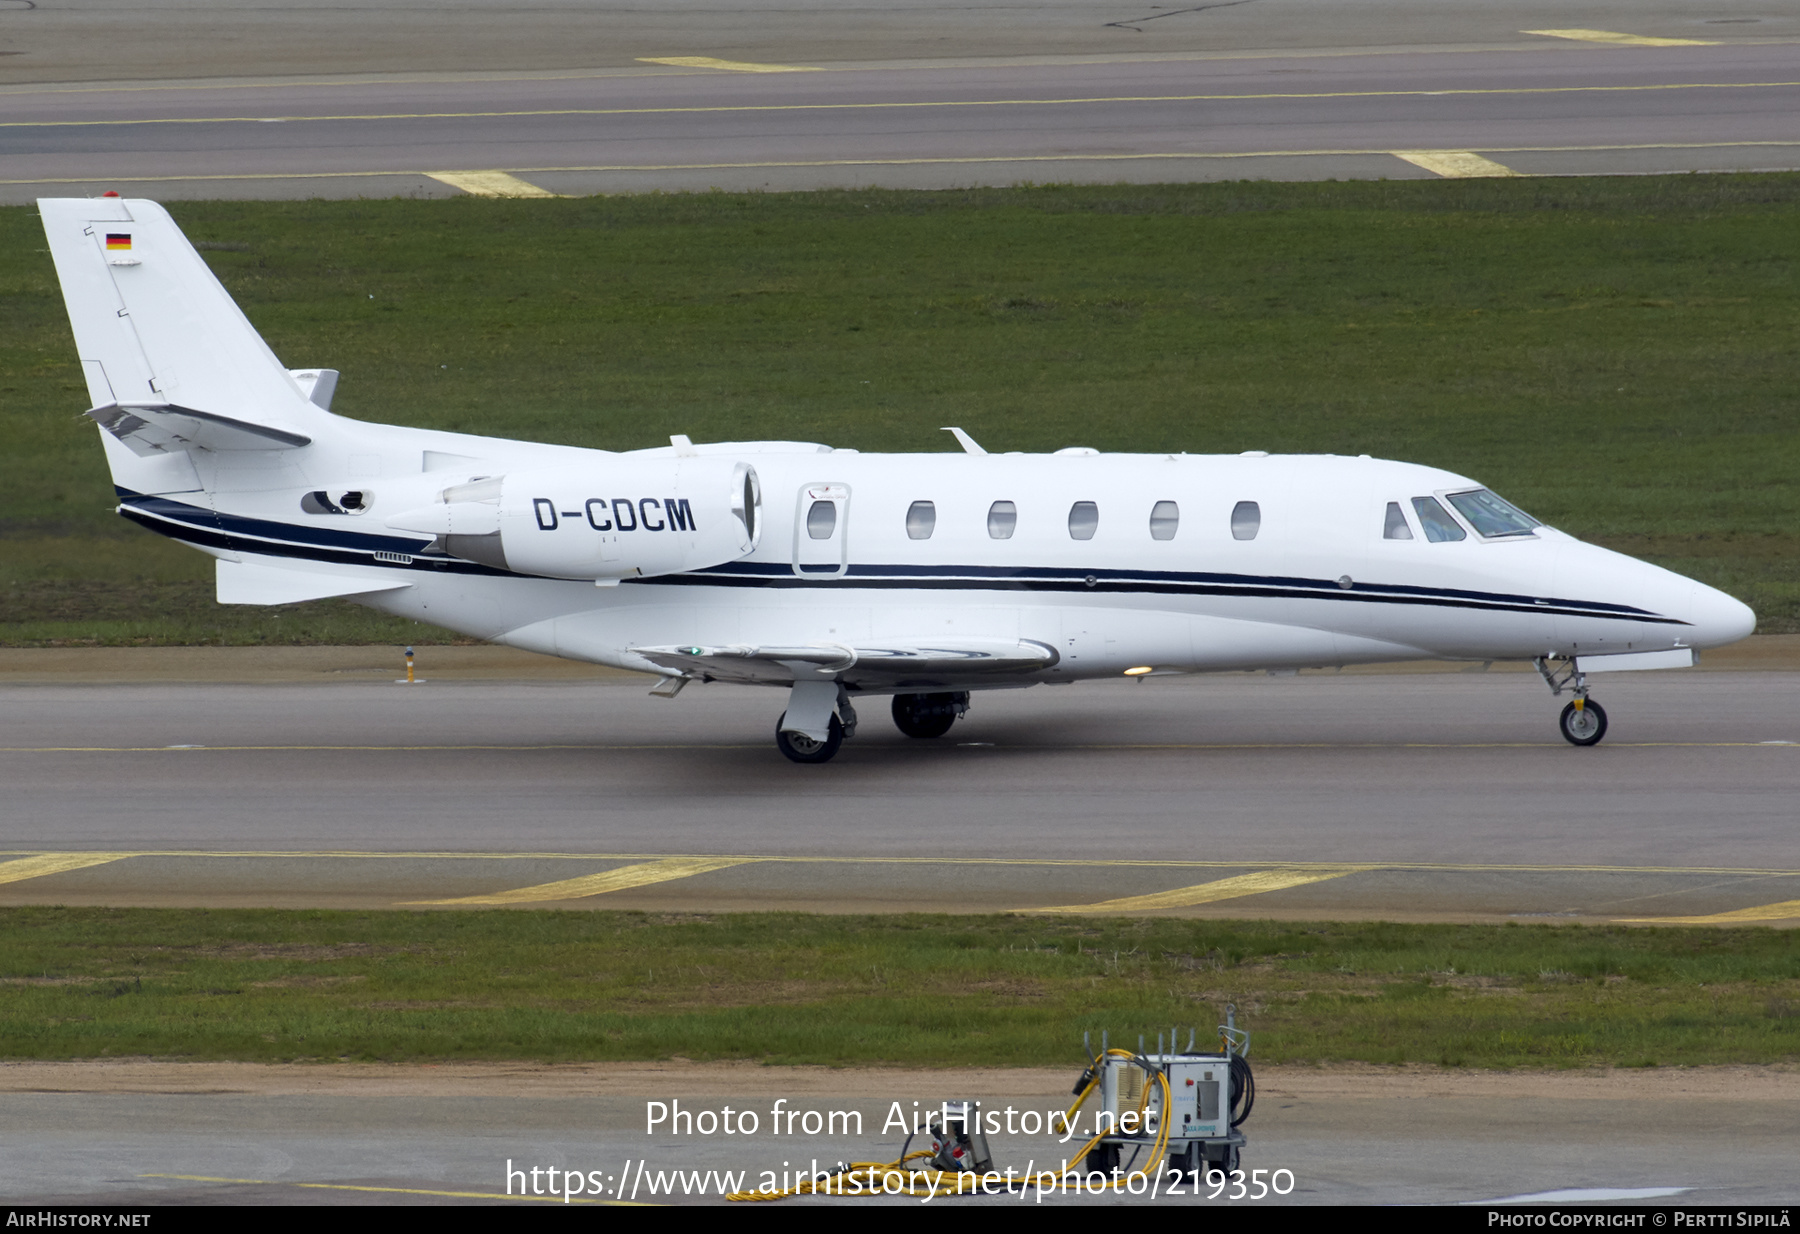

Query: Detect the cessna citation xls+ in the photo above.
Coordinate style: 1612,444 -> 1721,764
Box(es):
41,198 -> 1756,763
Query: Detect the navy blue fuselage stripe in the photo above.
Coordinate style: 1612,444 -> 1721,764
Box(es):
114,488 -> 1685,625
117,492 -> 513,578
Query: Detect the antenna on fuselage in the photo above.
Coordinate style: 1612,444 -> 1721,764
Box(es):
941,426 -> 987,455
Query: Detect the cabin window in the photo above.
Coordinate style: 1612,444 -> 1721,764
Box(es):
987,500 -> 1017,539
1383,502 -> 1414,540
806,499 -> 837,540
1446,489 -> 1539,538
1230,501 -> 1260,541
1068,501 -> 1099,540
1149,501 -> 1179,541
1411,496 -> 1466,542
905,500 -> 936,540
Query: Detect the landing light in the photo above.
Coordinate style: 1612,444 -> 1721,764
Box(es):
1123,666 -> 1154,676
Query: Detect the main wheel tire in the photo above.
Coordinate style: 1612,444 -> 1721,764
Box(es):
891,692 -> 962,739
776,712 -> 844,764
1559,698 -> 1608,747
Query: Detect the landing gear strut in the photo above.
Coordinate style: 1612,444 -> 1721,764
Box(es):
890,691 -> 969,739
1536,657 -> 1608,747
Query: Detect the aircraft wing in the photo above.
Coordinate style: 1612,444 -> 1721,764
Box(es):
632,638 -> 1059,687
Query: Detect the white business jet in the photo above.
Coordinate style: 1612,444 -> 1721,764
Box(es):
40,198 -> 1756,762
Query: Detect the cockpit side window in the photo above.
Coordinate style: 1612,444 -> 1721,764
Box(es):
1383,502 -> 1414,540
1411,496 -> 1466,543
1445,489 -> 1540,538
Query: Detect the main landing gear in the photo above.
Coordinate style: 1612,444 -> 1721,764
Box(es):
775,686 -> 975,762
890,692 -> 970,739
1536,656 -> 1609,747
775,680 -> 858,764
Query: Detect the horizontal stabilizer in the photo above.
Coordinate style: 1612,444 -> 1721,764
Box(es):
217,558 -> 411,606
89,401 -> 311,456
633,638 -> 1059,686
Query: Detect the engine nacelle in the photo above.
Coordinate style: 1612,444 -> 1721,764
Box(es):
386,458 -> 761,580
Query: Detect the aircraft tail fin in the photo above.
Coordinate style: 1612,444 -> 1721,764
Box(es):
38,198 -> 328,485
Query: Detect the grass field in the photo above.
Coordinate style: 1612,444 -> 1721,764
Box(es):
5,175 -> 1798,644
3,908 -> 1796,1067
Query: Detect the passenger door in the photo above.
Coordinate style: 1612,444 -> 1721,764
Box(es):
793,483 -> 850,578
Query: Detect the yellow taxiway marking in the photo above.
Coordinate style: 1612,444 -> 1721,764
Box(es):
1523,29 -> 1718,48
1616,899 -> 1800,925
408,856 -> 759,905
0,853 -> 133,885
139,1174 -> 639,1204
638,56 -> 820,74
7,140 -> 1800,187
1393,150 -> 1523,178
2,852 -> 1797,878
426,170 -> 560,197
6,78 -> 1794,128
1029,866 -> 1372,914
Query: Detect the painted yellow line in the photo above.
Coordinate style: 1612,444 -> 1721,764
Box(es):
6,79 -> 1795,128
408,856 -> 759,905
3,850 -> 1799,879
638,56 -> 820,74
1028,866 -> 1372,914
0,853 -> 134,885
1616,899 -> 1800,925
1393,150 -> 1523,178
1524,29 -> 1717,48
139,1173 -> 641,1204
426,170 -> 560,197
8,140 -> 1800,188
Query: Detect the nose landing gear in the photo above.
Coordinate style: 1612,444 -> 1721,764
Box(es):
1536,656 -> 1608,747
1558,698 -> 1608,746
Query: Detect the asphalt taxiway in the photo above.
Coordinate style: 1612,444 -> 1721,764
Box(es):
3,648 -> 1795,923
5,1061 -> 1797,1207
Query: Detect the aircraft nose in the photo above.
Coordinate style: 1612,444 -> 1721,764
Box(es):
1686,581 -> 1757,649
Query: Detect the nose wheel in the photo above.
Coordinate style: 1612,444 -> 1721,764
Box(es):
1558,698 -> 1608,746
1537,656 -> 1611,748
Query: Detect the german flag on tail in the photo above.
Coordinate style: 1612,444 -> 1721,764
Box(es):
105,234 -> 131,250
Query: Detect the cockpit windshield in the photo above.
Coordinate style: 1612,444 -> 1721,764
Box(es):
1445,489 -> 1539,539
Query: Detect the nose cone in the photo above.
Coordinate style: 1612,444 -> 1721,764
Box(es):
1553,539 -> 1756,653
1685,580 -> 1757,650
